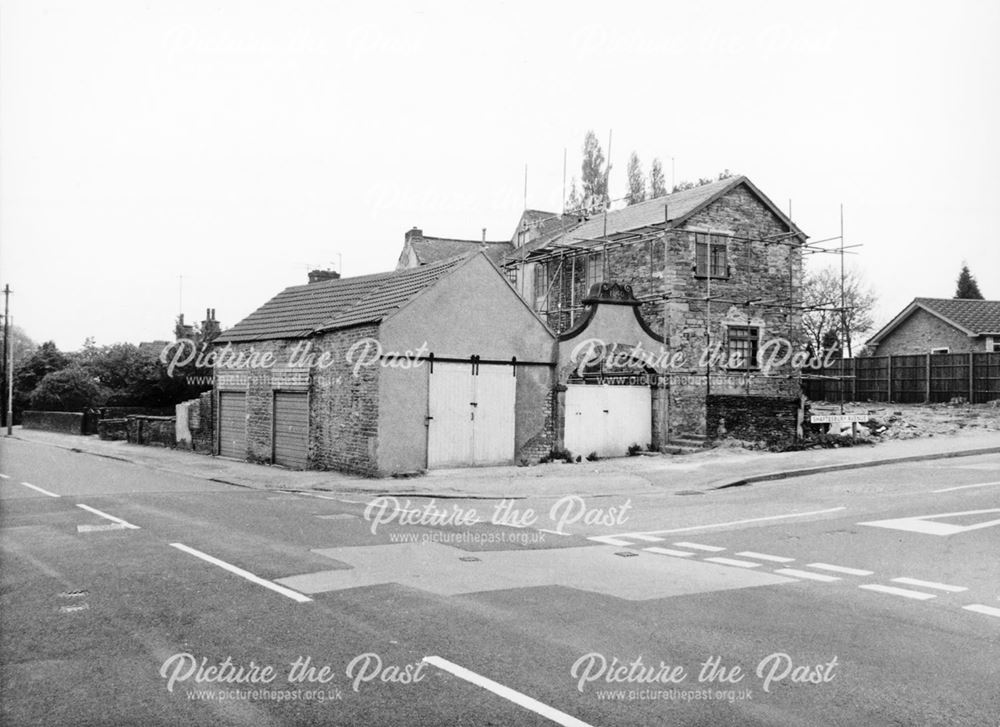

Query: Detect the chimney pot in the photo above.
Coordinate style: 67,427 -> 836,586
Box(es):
308,269 -> 341,284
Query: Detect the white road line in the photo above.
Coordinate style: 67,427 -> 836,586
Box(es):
0,473 -> 9,479
932,481 -> 1000,493
169,543 -> 312,603
76,504 -> 139,529
673,542 -> 726,552
704,557 -> 761,569
20,482 -> 60,498
963,604 -> 1000,618
806,563 -> 874,576
422,656 -> 594,727
644,547 -> 695,558
615,507 -> 847,537
538,529 -> 572,536
858,584 -> 936,601
890,577 -> 967,593
587,535 -> 634,546
629,534 -> 665,542
736,551 -> 795,563
774,568 -> 841,583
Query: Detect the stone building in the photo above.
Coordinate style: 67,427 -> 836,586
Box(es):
866,298 -> 1000,355
402,175 -> 808,440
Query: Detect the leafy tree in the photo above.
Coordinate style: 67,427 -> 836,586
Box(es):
649,158 -> 667,198
29,365 -> 108,411
580,130 -> 608,208
82,343 -> 160,402
12,341 -> 70,414
565,177 -> 582,213
672,170 -> 737,193
954,264 -> 984,299
802,266 -> 877,358
625,152 -> 646,206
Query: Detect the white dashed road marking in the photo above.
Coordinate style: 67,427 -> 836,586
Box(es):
704,557 -> 761,569
890,577 -> 967,593
630,534 -> 666,542
0,473 -> 9,479
644,547 -> 695,558
774,568 -> 841,583
858,584 -> 936,601
20,482 -> 60,498
169,543 -> 312,603
932,481 -> 1000,493
423,656 -> 594,727
736,551 -> 795,563
806,563 -> 874,576
587,535 -> 633,546
963,604 -> 1000,618
538,529 -> 572,536
673,542 -> 726,552
76,504 -> 139,529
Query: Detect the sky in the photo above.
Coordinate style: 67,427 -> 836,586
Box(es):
2,0 -> 999,351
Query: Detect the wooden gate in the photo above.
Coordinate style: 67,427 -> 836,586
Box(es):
427,362 -> 516,468
564,384 -> 651,458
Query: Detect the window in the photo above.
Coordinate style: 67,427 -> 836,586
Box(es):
506,267 -> 518,285
695,233 -> 728,278
930,347 -> 950,355
532,262 -> 548,309
586,253 -> 604,290
987,337 -> 1000,352
727,326 -> 760,368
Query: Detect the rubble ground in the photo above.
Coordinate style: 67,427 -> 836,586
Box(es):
808,400 -> 1000,441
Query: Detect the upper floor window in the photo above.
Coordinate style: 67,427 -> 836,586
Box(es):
505,267 -> 518,285
586,253 -> 604,289
727,326 -> 759,369
533,262 -> 548,308
695,233 -> 729,279
930,347 -> 950,355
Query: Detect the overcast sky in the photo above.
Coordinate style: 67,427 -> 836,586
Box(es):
2,0 -> 998,350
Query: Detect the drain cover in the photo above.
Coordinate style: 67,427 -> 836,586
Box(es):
58,590 -> 89,598
458,556 -> 481,562
614,551 -> 639,558
675,490 -> 705,496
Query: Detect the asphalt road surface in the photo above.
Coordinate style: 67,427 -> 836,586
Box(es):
1,436 -> 998,726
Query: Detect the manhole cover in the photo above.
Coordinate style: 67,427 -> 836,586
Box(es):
58,590 -> 89,598
458,556 -> 481,562
614,551 -> 639,558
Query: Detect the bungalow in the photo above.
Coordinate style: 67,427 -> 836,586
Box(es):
866,298 -> 1000,355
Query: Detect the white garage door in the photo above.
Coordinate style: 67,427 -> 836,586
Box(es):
427,362 -> 516,468
564,384 -> 651,458
218,391 -> 247,459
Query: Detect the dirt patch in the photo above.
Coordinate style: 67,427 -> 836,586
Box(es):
809,400 -> 1000,441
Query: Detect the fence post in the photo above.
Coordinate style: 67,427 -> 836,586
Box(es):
887,356 -> 893,403
925,353 -> 931,403
969,352 -> 975,403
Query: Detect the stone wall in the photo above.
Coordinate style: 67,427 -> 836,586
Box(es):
98,418 -> 128,440
706,394 -> 800,442
22,411 -> 84,434
126,415 -> 176,447
874,308 -> 983,356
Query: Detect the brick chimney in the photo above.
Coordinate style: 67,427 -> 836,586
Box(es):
201,308 -> 221,340
308,269 -> 341,284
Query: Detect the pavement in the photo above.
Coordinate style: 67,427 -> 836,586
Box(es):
9,425 -> 1000,500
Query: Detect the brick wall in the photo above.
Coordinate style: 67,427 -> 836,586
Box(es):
874,309 -> 983,355
706,395 -> 800,441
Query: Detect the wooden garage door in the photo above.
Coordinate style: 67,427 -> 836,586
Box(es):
564,384 -> 651,458
427,363 -> 516,468
218,392 -> 247,459
273,392 -> 309,468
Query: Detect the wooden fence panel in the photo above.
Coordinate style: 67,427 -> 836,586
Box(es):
854,357 -> 889,401
891,355 -> 928,403
972,352 -> 1000,404
929,353 -> 971,402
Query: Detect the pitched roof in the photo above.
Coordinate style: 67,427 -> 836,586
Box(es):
411,236 -> 512,266
869,298 -> 1000,344
216,255 -> 469,343
510,176 -> 806,263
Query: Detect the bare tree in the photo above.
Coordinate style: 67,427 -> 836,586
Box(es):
802,265 -> 877,358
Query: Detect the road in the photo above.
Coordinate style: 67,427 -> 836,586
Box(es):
1,436 -> 998,726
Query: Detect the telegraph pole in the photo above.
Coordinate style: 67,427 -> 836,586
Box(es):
3,284 -> 11,435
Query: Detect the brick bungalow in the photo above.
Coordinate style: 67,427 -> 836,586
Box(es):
866,298 -> 1000,355
213,253 -> 555,475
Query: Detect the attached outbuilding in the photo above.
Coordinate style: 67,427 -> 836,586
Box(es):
213,253 -> 555,475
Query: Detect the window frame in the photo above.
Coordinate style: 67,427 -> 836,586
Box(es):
725,325 -> 761,370
694,232 -> 730,280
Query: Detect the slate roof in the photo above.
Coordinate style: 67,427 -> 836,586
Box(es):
216,255 -> 468,343
411,236 -> 512,266
869,298 -> 1000,343
510,176 -> 805,264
